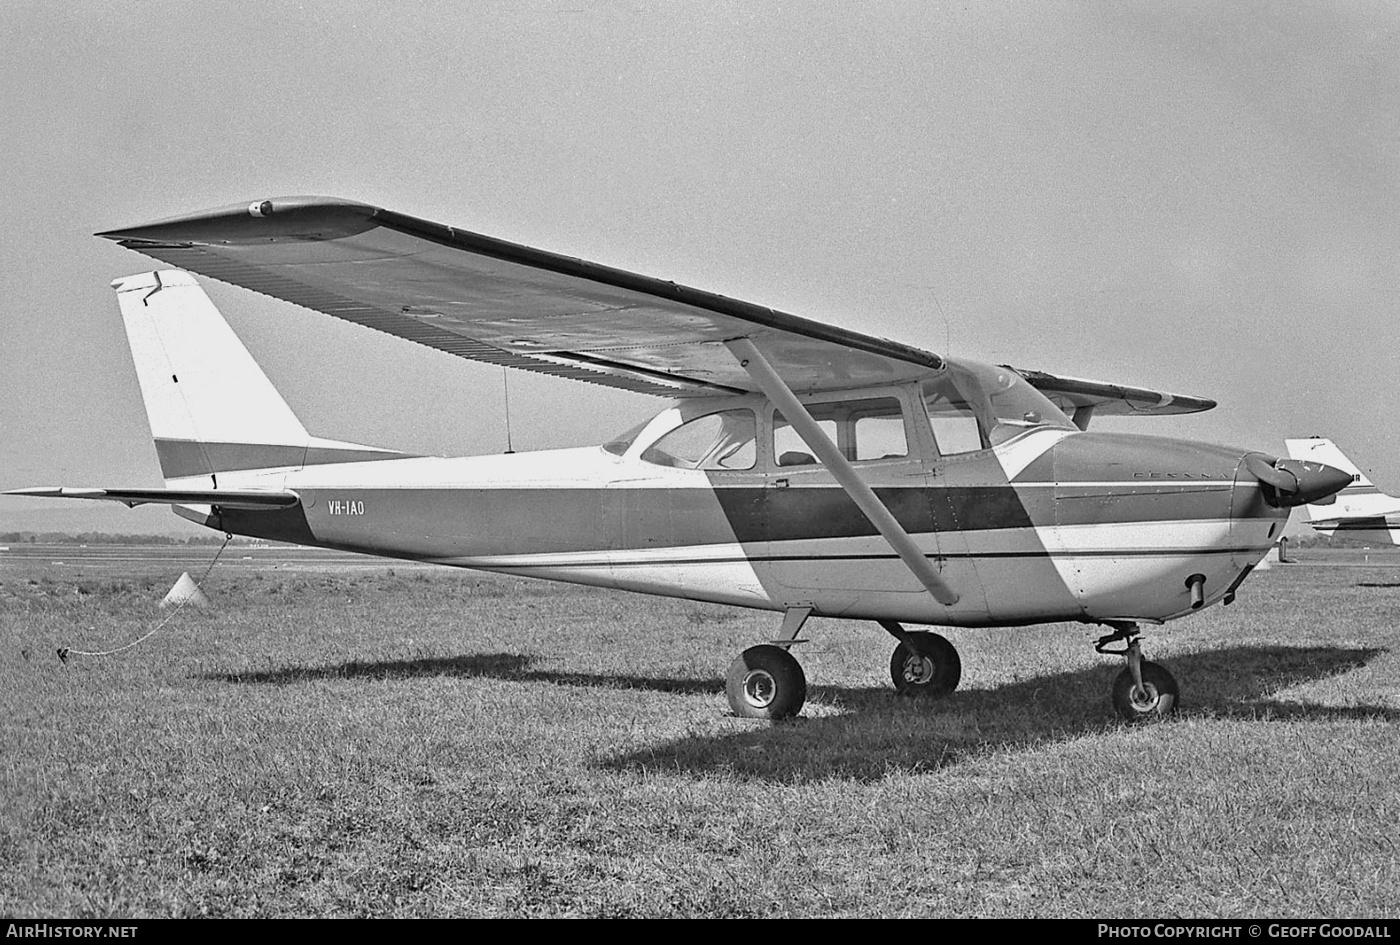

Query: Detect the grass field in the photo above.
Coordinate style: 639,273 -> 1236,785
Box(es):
2,545 -> 1398,917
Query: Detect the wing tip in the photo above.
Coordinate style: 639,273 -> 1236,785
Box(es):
95,196 -> 381,244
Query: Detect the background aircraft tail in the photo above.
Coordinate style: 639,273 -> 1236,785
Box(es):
114,271 -> 400,484
1283,437 -> 1400,544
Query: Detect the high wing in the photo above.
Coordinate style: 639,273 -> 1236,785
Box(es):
6,487 -> 300,510
1008,367 -> 1215,423
97,196 -> 1213,412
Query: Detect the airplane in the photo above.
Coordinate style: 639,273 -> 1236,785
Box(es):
1285,438 -> 1400,544
7,196 -> 1354,723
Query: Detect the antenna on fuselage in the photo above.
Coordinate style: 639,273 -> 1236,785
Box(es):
930,287 -> 952,358
501,367 -> 516,454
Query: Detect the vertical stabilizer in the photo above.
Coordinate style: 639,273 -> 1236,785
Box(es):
115,271 -> 309,447
1284,437 -> 1400,544
113,270 -> 399,482
1284,438 -> 1371,488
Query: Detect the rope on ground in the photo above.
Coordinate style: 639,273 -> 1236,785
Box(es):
57,534 -> 232,663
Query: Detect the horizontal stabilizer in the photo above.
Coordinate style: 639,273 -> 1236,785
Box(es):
1313,515 -> 1391,533
6,486 -> 300,510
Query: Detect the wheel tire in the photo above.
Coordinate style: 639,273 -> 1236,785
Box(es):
890,632 -> 961,698
726,645 -> 807,720
1111,660 -> 1179,722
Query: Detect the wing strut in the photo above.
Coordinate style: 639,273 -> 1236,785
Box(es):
725,338 -> 959,606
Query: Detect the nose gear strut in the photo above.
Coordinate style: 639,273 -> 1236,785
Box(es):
1095,622 -> 1179,722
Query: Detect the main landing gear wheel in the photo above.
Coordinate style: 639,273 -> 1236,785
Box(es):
726,644 -> 807,720
890,632 -> 961,698
1111,660 -> 1179,722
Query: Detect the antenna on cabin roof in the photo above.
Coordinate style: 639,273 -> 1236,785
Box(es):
930,286 -> 952,358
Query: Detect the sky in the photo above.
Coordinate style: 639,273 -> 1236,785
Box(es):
1,1 -> 1396,536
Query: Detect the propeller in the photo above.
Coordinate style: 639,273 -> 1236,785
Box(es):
1244,453 -> 1352,508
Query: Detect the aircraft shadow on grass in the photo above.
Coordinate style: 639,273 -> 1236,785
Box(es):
604,644 -> 1398,782
201,643 -> 1394,781
198,653 -> 720,696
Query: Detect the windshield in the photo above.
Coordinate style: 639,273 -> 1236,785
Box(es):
923,358 -> 1075,453
601,418 -> 652,457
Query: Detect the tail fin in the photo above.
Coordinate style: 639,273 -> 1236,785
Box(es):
1283,438 -> 1373,487
114,271 -> 399,483
1284,437 -> 1400,543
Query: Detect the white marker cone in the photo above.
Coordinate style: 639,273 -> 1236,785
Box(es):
160,572 -> 210,608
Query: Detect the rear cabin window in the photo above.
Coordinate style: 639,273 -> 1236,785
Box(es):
772,396 -> 908,467
640,409 -> 757,470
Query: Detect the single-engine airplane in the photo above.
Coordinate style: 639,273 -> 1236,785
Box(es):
9,197 -> 1353,721
1286,438 -> 1399,544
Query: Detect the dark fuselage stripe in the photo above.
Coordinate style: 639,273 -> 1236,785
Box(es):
219,483 -> 1239,558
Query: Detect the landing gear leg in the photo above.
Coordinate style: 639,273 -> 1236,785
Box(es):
726,607 -> 810,720
880,620 -> 961,698
1096,623 -> 1179,722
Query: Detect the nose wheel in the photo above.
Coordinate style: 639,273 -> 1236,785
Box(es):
1111,660 -> 1178,720
1097,623 -> 1179,722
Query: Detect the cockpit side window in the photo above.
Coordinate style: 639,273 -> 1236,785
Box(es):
849,398 -> 908,460
772,413 -> 837,467
772,395 -> 909,467
921,376 -> 986,456
922,360 -> 1076,457
602,418 -> 652,457
640,409 -> 757,470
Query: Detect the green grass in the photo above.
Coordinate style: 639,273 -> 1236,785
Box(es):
2,548 -> 1398,917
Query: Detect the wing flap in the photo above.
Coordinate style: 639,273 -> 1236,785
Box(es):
7,487 -> 300,510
